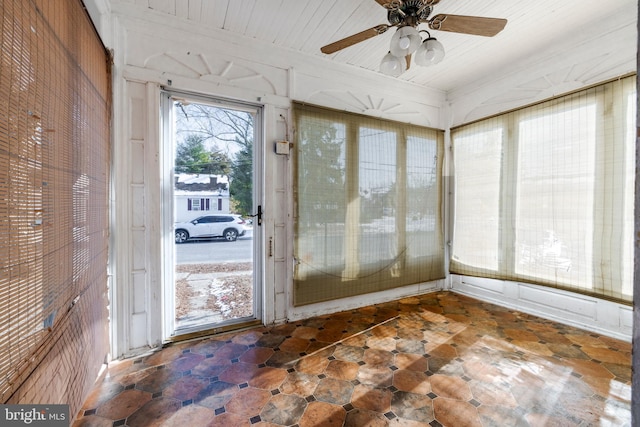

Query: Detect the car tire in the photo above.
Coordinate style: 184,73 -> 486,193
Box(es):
175,229 -> 189,243
223,228 -> 238,241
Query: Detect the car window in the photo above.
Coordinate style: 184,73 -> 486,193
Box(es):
198,217 -> 215,224
214,216 -> 232,222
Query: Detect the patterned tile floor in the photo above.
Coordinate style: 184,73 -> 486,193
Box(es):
73,292 -> 631,426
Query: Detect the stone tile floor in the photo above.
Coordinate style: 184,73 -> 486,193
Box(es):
73,291 -> 631,426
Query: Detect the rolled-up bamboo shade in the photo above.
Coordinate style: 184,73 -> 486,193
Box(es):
0,0 -> 111,403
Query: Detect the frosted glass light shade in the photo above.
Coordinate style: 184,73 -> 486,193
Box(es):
380,51 -> 406,76
390,26 -> 421,57
415,37 -> 445,66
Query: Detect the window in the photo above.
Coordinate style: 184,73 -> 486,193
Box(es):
451,76 -> 636,303
188,198 -> 210,211
293,103 -> 445,305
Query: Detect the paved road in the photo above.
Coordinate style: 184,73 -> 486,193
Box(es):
175,229 -> 436,265
175,235 -> 253,264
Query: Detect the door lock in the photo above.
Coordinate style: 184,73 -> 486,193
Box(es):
251,205 -> 262,226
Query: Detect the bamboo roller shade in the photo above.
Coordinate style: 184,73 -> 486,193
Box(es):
0,0 -> 111,401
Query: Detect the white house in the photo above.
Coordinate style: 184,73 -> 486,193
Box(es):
174,173 -> 230,222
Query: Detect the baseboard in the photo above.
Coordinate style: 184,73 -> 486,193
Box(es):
451,275 -> 632,342
287,280 -> 443,322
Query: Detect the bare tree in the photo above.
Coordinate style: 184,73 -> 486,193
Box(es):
175,102 -> 254,216
176,103 -> 253,153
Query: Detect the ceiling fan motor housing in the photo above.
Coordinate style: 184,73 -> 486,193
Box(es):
387,0 -> 433,27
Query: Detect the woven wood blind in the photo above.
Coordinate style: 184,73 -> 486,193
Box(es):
451,76 -> 635,303
0,0 -> 111,401
293,103 -> 445,305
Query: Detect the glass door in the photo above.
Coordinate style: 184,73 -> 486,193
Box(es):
162,91 -> 262,339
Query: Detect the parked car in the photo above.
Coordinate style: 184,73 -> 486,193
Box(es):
174,214 -> 249,243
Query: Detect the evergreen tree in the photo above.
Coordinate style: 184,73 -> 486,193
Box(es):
230,142 -> 253,216
175,134 -> 231,176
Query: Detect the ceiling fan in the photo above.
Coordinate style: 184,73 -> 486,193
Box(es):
320,0 -> 507,76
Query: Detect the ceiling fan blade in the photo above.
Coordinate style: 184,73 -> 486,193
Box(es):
321,25 -> 389,54
374,0 -> 389,6
428,14 -> 507,37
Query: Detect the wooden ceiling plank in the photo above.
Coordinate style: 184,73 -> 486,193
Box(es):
201,0 -> 229,29
247,0 -> 284,41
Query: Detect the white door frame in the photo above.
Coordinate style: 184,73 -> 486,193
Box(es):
160,89 -> 264,341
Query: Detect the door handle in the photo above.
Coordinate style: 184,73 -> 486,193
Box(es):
252,205 -> 262,226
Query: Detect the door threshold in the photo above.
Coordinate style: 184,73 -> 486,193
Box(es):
165,319 -> 263,344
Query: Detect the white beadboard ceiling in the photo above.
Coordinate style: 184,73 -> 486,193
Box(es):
114,0 -> 636,92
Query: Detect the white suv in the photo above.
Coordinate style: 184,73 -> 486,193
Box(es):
174,214 -> 249,243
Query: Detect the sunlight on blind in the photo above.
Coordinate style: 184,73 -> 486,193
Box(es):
407,136 -> 441,260
515,103 -> 596,288
293,103 -> 444,305
451,126 -> 503,271
451,76 -> 635,303
358,128 -> 397,270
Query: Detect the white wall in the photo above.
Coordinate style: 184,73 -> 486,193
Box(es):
174,193 -> 230,222
87,1 -> 635,357
446,3 -> 637,125
101,3 -> 445,357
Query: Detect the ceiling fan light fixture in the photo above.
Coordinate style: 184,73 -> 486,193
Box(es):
319,2 -> 507,78
415,37 -> 445,66
380,51 -> 406,77
389,26 -> 421,57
